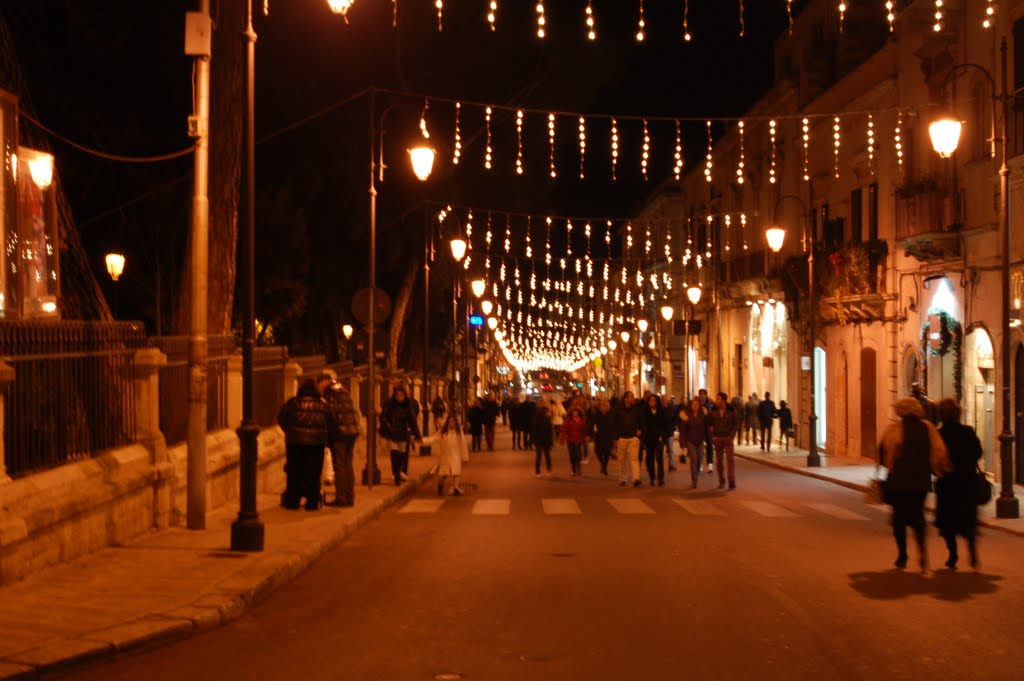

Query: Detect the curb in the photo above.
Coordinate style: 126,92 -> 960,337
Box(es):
0,465 -> 437,681
736,453 -> 1024,538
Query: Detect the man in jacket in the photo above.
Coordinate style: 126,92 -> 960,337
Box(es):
698,388 -> 716,473
758,392 -> 778,451
744,393 -> 759,445
379,387 -> 422,486
707,391 -> 740,490
277,378 -> 341,510
482,393 -> 501,451
614,391 -> 645,488
323,375 -> 360,507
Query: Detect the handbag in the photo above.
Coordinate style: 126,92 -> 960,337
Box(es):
975,465 -> 993,505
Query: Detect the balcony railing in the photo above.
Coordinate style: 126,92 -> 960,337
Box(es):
1,321 -> 148,478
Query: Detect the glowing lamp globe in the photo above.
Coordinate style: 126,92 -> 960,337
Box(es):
487,316 -> 498,330
327,0 -> 355,14
607,339 -> 617,351
449,237 -> 467,262
687,286 -> 703,305
620,331 -> 630,343
929,117 -> 962,158
481,300 -> 493,315
637,318 -> 649,333
765,226 -> 786,253
408,145 -> 435,181
660,305 -> 673,321
471,279 -> 486,298
342,324 -> 354,339
105,253 -> 125,282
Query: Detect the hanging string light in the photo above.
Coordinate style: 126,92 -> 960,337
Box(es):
419,99 -> 431,139
674,120 -> 684,181
487,0 -> 497,31
579,116 -> 587,179
738,0 -> 745,36
704,120 -> 713,183
641,119 -> 650,181
741,213 -> 748,251
724,214 -> 731,252
886,1 -> 896,31
536,0 -> 547,38
453,102 -> 462,165
516,109 -> 524,175
867,113 -> 875,174
933,0 -> 943,32
736,120 -> 745,185
894,111 -> 904,174
636,0 -> 646,42
802,117 -> 810,182
585,0 -> 596,40
769,119 -> 777,184
983,0 -> 995,28
526,217 -> 533,258
485,106 -> 493,170
683,0 -> 692,41
787,0 -> 794,34
838,1 -> 846,33
833,115 -> 841,178
504,216 -> 511,253
548,113 -> 557,178
435,0 -> 443,30
611,117 -> 619,180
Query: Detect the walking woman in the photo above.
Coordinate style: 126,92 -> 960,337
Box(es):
879,397 -> 951,572
641,394 -> 666,486
561,407 -> 588,477
532,404 -> 555,477
678,397 -> 707,489
588,399 -> 616,476
423,413 -> 470,497
935,398 -> 984,569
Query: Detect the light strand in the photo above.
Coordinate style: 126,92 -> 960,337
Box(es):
548,113 -> 557,178
578,116 -> 587,179
611,117 -> 619,180
487,0 -> 497,31
833,115 -> 841,178
886,1 -> 895,31
485,106 -> 493,170
683,0 -> 692,41
516,109 -> 524,175
636,0 -> 646,42
894,112 -> 904,173
802,117 -> 810,182
585,0 -> 596,40
738,0 -> 745,36
769,119 -> 777,184
934,0 -> 943,32
435,0 -> 443,30
838,1 -> 846,33
673,120 -> 683,180
704,120 -> 713,183
536,0 -> 546,38
787,0 -> 793,34
641,119 -> 650,181
983,0 -> 995,28
453,102 -> 462,165
419,99 -> 430,139
867,113 -> 875,174
736,120 -> 745,185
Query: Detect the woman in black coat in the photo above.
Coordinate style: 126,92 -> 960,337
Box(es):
935,398 -> 984,569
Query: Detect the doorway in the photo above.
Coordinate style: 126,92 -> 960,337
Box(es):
861,348 -> 878,460
735,343 -> 744,400
814,347 -> 827,449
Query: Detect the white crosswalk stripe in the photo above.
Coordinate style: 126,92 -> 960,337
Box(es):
472,499 -> 511,515
399,499 -> 446,514
804,503 -> 870,521
607,498 -> 655,514
673,499 -> 726,516
542,498 -> 582,515
740,501 -> 800,518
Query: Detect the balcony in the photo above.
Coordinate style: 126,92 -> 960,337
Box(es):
895,177 -> 960,261
818,240 -> 890,326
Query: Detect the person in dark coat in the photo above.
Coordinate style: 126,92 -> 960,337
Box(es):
467,399 -> 485,451
520,398 -> 536,449
509,396 -> 525,450
935,398 -> 984,569
757,392 -> 777,451
588,399 -> 616,476
532,404 -> 555,476
323,376 -> 360,507
879,398 -> 951,571
677,397 -> 707,488
482,394 -> 500,451
698,388 -> 715,473
641,394 -> 667,486
707,392 -> 741,489
776,400 -> 793,451
743,394 -> 759,445
277,379 -> 340,510
379,387 -> 422,486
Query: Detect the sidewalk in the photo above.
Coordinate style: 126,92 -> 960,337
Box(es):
0,450 -> 437,681
734,442 -> 1024,537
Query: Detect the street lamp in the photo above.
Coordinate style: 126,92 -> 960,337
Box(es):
105,253 -> 125,318
929,43 -> 1018,518
471,278 -> 486,298
687,285 -> 702,306
660,305 -> 673,321
637,318 -> 649,333
342,323 -> 354,339
481,299 -> 493,315
450,234 -> 466,415
766,194 -> 819,467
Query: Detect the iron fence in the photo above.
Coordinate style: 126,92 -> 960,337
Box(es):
153,335 -> 237,446
254,346 -> 288,427
1,321 -> 148,478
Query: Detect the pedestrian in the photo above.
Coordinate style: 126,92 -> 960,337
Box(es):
777,400 -> 793,451
758,392 -> 777,451
561,407 -> 588,476
879,397 -> 951,572
935,398 -> 983,570
532,403 -> 555,477
641,394 -> 667,486
549,397 -> 566,440
588,398 -> 616,476
698,388 -> 715,473
731,395 -> 745,446
678,397 -> 707,489
615,391 -> 645,487
482,394 -> 500,451
379,386 -> 422,486
467,399 -> 485,452
323,375 -> 360,507
707,392 -> 740,490
663,395 -> 678,471
277,378 -> 340,510
423,413 -> 470,497
521,398 -> 536,449
509,394 -> 525,450
431,394 -> 447,432
744,393 -> 760,445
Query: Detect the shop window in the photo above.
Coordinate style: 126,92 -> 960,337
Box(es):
14,147 -> 59,319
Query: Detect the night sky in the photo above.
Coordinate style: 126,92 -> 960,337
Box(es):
2,0 -> 805,341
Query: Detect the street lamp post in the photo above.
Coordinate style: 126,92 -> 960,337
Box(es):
765,194 -> 820,467
687,285 -> 702,400
105,253 -> 125,317
929,41 -> 1019,518
449,236 -> 467,416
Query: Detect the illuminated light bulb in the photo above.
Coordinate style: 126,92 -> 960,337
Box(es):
585,1 -> 596,40
895,112 -> 904,172
578,116 -> 587,179
838,1 -> 846,32
683,0 -> 691,40
435,0 -> 443,30
867,114 -> 875,172
611,117 -> 619,180
515,110 -> 524,175
548,113 -> 557,178
704,120 -> 713,183
674,119 -> 684,181
636,0 -> 646,41
736,120 -> 745,184
983,0 -> 994,28
641,119 -> 650,181
485,106 -> 493,170
536,0 -> 546,38
802,117 -> 810,182
934,0 -> 943,31
886,0 -> 895,30
487,0 -> 497,30
769,119 -> 777,184
453,102 -> 462,165
833,115 -> 841,178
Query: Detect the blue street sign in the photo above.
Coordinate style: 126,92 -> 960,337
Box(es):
469,315 -> 484,326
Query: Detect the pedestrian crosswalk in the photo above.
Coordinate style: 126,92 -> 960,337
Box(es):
397,495 -> 879,521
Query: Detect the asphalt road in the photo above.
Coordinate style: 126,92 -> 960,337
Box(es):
61,434 -> 1024,681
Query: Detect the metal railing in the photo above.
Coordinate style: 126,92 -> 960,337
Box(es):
254,346 -> 289,427
153,335 -> 237,446
1,321 -> 148,478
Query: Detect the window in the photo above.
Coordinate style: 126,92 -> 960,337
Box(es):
850,188 -> 863,243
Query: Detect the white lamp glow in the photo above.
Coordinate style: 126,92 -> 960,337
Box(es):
471,279 -> 486,298
481,299 -> 493,315
105,253 -> 125,282
607,339 -> 617,350
342,324 -> 354,339
660,305 -> 673,321
449,237 -> 467,262
487,316 -> 498,330
929,117 -> 962,158
637,318 -> 649,333
687,286 -> 703,305
765,226 -> 786,253
28,153 -> 54,189
408,145 -> 435,181
620,331 -> 630,343
327,0 -> 355,14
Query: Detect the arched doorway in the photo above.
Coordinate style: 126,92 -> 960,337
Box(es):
861,348 -> 878,459
965,328 -> 996,471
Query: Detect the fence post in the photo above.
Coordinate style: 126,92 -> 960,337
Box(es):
132,348 -> 168,460
0,360 -> 13,484
226,352 -> 242,430
284,360 -> 301,401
